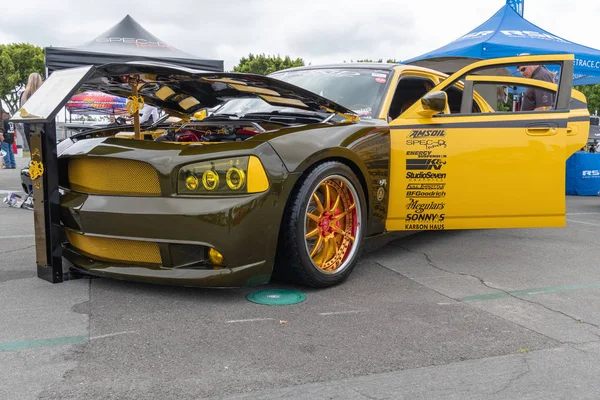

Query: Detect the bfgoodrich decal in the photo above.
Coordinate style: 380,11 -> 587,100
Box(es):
406,190 -> 446,198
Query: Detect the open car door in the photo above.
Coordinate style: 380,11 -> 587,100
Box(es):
386,54 -> 589,231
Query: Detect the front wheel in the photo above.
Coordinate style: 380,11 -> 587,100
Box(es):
277,161 -> 367,288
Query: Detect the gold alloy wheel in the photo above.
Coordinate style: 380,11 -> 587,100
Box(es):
304,175 -> 361,274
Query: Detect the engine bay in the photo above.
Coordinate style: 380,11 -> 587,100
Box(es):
154,121 -> 271,143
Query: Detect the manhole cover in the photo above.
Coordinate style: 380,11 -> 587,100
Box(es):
246,289 -> 306,305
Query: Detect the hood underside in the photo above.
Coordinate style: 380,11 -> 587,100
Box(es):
12,61 -> 357,124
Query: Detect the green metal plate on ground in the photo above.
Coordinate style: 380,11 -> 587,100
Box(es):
246,289 -> 306,305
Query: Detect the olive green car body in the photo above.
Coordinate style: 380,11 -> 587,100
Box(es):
57,107 -> 391,287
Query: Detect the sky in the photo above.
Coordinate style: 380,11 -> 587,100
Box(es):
1,0 -> 598,71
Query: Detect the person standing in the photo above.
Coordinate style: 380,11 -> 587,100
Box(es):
20,72 -> 43,151
517,64 -> 555,111
1,110 -> 16,169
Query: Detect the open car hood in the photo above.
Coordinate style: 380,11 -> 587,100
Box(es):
11,61 -> 357,124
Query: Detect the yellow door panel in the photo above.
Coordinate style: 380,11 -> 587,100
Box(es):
387,113 -> 569,231
384,54 -> 581,232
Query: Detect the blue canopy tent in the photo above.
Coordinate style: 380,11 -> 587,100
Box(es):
403,4 -> 600,86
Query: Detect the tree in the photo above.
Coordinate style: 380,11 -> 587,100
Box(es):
574,84 -> 600,115
232,53 -> 305,75
0,43 -> 45,114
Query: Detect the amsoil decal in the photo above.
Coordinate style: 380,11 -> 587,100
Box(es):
406,190 -> 446,198
582,170 -> 600,178
406,150 -> 446,158
406,139 -> 447,149
405,199 -> 445,213
407,183 -> 446,190
406,159 -> 446,171
406,172 -> 446,180
407,129 -> 446,138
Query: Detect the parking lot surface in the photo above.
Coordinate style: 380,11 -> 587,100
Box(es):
2,157 -> 600,399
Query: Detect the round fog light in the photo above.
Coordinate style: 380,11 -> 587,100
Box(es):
209,248 -> 224,265
185,175 -> 199,191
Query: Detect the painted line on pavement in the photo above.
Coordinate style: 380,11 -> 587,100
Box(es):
0,335 -> 88,352
567,219 -> 600,227
319,310 -> 369,316
225,318 -> 275,323
0,235 -> 34,239
567,212 -> 600,215
458,281 -> 600,303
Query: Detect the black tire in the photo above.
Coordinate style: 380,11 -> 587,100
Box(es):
276,161 -> 367,288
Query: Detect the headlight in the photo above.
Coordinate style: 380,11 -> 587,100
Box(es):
178,156 -> 269,195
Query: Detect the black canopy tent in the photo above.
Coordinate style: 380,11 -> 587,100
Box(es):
45,15 -> 224,74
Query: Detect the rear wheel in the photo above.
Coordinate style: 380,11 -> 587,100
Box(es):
277,161 -> 366,288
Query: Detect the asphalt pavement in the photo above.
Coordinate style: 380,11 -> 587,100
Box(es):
1,156 -> 600,399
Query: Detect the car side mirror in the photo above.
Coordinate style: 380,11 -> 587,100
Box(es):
418,91 -> 448,117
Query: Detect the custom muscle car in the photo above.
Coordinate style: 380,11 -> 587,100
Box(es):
12,54 -> 590,288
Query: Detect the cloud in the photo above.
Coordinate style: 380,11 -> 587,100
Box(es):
1,0 -> 600,72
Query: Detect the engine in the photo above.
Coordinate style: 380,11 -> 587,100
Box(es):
155,122 -> 264,143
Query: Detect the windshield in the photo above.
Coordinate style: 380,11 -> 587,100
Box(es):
212,98 -> 300,116
269,68 -> 390,119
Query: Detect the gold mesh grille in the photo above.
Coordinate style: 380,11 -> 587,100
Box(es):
66,231 -> 162,264
68,158 -> 161,196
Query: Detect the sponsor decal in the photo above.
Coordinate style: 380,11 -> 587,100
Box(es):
407,129 -> 446,138
405,223 -> 444,230
375,77 -> 387,84
500,30 -> 570,43
406,191 -> 446,198
406,159 -> 446,171
454,30 -> 571,44
406,139 -> 447,149
453,30 -> 494,42
582,170 -> 600,178
353,107 -> 372,118
377,187 -> 385,201
406,183 -> 445,190
405,213 -> 445,222
371,72 -> 388,78
95,37 -> 172,48
575,59 -> 600,69
406,172 -> 446,180
405,199 -> 445,213
406,150 -> 446,158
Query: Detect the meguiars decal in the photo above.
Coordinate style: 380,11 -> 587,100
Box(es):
405,199 -> 445,213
